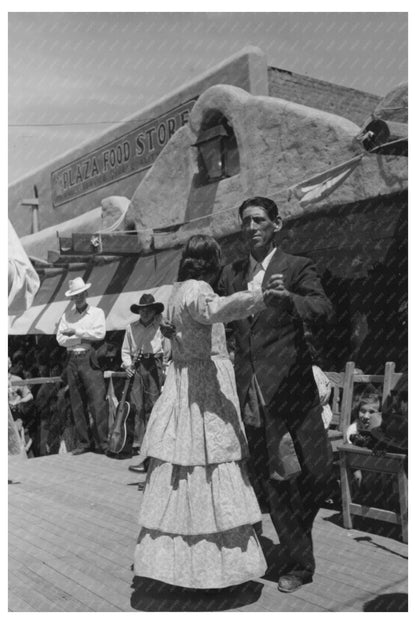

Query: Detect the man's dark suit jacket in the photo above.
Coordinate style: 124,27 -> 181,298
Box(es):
218,247 -> 334,477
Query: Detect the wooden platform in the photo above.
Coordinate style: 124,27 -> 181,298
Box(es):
8,453 -> 408,612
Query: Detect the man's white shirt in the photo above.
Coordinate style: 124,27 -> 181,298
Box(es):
56,304 -> 106,351
246,246 -> 276,291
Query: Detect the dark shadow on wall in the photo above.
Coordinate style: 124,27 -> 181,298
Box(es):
280,193 -> 408,373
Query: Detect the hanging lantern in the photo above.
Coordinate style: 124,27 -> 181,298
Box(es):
193,124 -> 230,183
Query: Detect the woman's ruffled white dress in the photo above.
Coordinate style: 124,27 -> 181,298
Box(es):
134,279 -> 267,588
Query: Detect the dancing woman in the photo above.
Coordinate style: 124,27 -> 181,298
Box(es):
134,235 -> 268,589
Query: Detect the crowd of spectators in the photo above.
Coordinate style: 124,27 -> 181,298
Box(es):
8,333 -> 124,457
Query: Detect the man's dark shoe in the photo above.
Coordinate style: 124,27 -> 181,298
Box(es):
128,464 -> 146,473
278,575 -> 309,593
72,447 -> 91,456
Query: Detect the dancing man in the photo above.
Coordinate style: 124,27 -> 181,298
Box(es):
218,196 -> 334,593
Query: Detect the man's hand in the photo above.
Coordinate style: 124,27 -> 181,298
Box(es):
15,417 -> 23,431
264,273 -> 290,296
263,273 -> 292,308
160,320 -> 176,339
125,366 -> 136,378
9,401 -> 21,415
62,328 -> 76,337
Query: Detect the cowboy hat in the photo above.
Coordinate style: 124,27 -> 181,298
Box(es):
130,293 -> 164,315
65,277 -> 91,297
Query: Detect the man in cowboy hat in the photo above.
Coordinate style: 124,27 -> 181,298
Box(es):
120,293 -> 171,471
56,276 -> 109,455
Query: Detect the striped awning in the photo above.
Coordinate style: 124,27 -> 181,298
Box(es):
8,248 -> 181,335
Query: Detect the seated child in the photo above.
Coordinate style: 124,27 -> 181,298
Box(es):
346,388 -> 382,447
346,388 -> 382,487
346,388 -> 396,509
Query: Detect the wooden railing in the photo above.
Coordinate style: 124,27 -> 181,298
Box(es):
9,371 -> 128,387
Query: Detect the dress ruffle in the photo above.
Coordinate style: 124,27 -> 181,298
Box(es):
134,525 -> 267,589
138,459 -> 262,534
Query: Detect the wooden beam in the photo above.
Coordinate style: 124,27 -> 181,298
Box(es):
21,199 -> 40,206
10,371 -> 128,387
348,503 -> 400,525
71,233 -> 141,255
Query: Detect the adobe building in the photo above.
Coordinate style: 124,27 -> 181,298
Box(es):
8,47 -> 407,373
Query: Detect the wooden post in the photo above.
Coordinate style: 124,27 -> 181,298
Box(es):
339,449 -> 353,529
21,197 -> 40,234
383,361 -> 395,402
340,361 -> 355,439
397,462 -> 408,543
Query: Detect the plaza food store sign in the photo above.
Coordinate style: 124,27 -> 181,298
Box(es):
51,99 -> 196,207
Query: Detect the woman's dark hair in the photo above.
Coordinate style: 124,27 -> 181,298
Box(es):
177,235 -> 222,282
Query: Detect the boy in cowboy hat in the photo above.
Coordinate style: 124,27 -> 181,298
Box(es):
56,276 -> 109,455
120,293 -> 171,470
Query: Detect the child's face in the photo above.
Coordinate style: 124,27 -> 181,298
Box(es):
358,401 -> 382,430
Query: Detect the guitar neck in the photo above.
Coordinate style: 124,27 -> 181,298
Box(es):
120,376 -> 133,405
119,354 -> 140,406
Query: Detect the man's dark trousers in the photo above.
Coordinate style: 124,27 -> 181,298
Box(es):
245,394 -> 332,580
66,351 -> 108,451
129,355 -> 164,450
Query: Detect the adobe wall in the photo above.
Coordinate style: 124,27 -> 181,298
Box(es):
9,47 -> 268,237
268,66 -> 381,126
126,84 -> 407,253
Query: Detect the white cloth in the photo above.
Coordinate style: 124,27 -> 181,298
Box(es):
8,219 -> 40,315
312,364 -> 333,429
56,304 -> 106,350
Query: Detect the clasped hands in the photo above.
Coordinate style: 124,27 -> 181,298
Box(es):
262,273 -> 291,307
160,274 -> 290,342
62,328 -> 76,336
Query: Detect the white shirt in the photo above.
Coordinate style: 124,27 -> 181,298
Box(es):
246,247 -> 276,291
56,304 -> 106,351
121,314 -> 170,368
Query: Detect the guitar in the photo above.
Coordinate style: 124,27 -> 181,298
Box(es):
108,358 -> 140,454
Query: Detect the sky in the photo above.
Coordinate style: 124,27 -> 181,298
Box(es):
8,10 -> 408,184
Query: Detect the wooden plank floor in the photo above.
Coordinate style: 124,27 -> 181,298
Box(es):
8,453 -> 408,612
